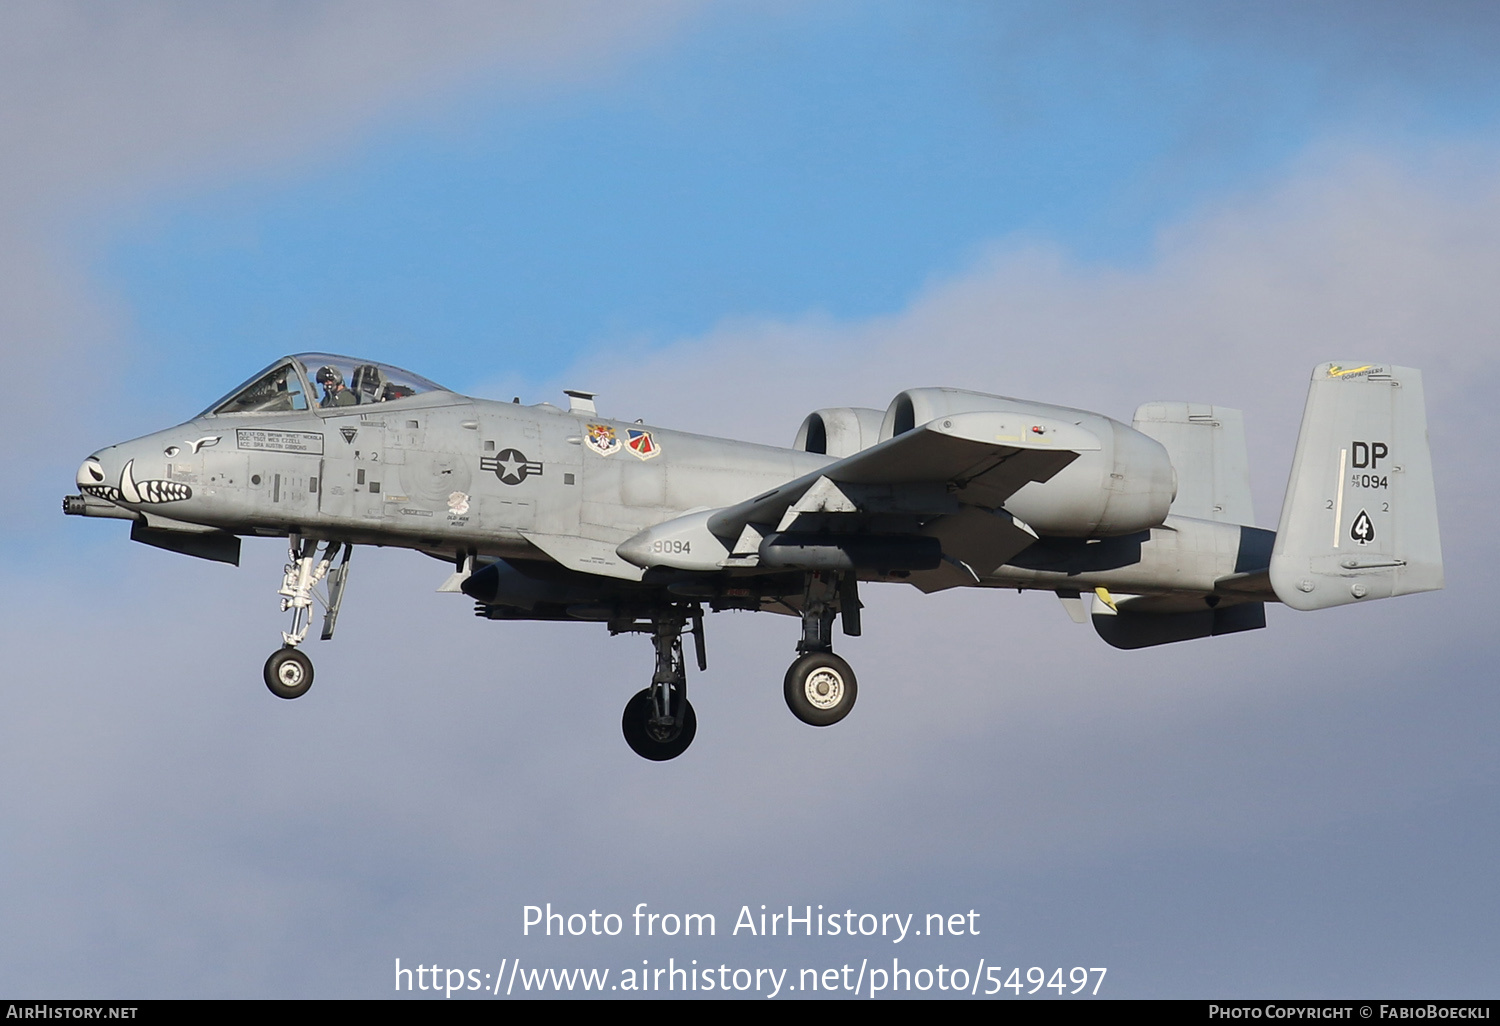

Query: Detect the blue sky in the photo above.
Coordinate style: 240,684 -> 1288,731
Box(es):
4,1 -> 1500,999
99,3 -> 1500,401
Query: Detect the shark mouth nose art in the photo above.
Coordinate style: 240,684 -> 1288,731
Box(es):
77,458 -> 191,504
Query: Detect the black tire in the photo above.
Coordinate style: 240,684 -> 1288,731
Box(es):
264,647 -> 314,700
621,688 -> 696,761
784,651 -> 857,726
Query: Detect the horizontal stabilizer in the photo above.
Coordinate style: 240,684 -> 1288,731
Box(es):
1269,363 -> 1443,611
1133,402 -> 1255,525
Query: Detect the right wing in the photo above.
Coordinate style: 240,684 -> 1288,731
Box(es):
707,411 -> 1098,539
620,411 -> 1100,582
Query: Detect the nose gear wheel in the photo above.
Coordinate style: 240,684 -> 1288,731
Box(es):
261,534 -> 352,700
264,647 -> 314,700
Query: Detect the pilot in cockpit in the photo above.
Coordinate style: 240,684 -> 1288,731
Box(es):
317,365 -> 357,408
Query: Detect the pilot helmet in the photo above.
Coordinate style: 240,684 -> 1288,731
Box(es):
315,365 -> 342,386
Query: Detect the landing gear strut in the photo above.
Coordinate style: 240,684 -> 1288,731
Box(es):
784,571 -> 859,726
613,607 -> 704,761
262,534 -> 351,700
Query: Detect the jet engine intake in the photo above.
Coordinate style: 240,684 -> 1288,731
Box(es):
793,407 -> 886,458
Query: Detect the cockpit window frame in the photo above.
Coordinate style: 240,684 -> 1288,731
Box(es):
198,354 -> 452,418
199,358 -> 313,418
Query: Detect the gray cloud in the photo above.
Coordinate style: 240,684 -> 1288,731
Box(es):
0,0 -> 698,213
998,1 -> 1500,100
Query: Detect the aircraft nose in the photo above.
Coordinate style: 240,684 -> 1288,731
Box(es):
74,443 -> 195,507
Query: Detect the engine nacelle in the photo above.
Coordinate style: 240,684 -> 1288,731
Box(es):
882,388 -> 1176,537
794,407 -> 886,458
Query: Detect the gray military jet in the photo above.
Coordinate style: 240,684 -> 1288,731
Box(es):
66,355 -> 1443,760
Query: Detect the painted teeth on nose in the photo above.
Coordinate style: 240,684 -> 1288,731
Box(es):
114,460 -> 192,504
137,480 -> 192,503
120,460 -> 140,503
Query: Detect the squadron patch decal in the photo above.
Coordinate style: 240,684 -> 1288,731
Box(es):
1351,509 -> 1375,546
481,449 -> 543,485
585,423 -> 620,456
626,429 -> 660,460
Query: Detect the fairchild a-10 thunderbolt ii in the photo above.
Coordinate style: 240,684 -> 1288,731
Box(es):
66,355 -> 1443,760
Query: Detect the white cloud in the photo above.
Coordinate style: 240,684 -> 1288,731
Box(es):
566,143 -> 1500,523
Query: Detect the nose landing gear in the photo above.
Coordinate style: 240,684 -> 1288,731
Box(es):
262,534 -> 351,700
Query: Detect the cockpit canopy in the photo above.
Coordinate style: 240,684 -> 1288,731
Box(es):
203,354 -> 450,416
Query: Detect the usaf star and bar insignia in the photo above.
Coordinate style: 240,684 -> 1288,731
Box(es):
484,424 -> 661,486
481,448 -> 544,485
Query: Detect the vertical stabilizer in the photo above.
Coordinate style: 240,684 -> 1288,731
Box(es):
1270,363 -> 1443,611
1133,402 -> 1255,525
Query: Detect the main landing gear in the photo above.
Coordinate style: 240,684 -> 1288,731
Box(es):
783,571 -> 859,727
784,651 -> 857,727
262,534 -> 351,700
609,574 -> 863,761
612,607 -> 705,761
